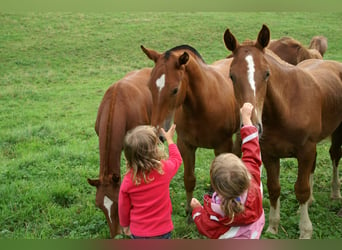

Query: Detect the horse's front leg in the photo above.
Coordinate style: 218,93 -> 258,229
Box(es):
329,129 -> 342,200
295,145 -> 316,239
263,156 -> 281,235
177,137 -> 197,222
232,131 -> 242,157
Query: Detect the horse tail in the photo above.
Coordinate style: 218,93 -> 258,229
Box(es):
96,83 -> 126,178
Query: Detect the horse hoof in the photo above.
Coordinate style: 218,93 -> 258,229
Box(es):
299,231 -> 312,239
187,214 -> 194,224
330,194 -> 342,200
266,226 -> 278,235
337,208 -> 342,217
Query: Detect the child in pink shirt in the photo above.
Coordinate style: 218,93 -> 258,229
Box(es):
191,103 -> 265,239
119,124 -> 182,239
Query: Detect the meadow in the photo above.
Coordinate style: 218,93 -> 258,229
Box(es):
0,12 -> 342,239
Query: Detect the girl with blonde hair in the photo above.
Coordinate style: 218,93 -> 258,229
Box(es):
119,124 -> 182,239
191,103 -> 265,239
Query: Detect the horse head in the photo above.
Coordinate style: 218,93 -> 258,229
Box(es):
224,24 -> 271,135
141,45 -> 188,138
87,173 -> 121,238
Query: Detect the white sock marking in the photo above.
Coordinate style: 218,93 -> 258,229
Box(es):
245,55 -> 256,96
156,74 -> 165,92
104,195 -> 113,223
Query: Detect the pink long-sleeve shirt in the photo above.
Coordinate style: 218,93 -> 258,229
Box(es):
118,143 -> 182,237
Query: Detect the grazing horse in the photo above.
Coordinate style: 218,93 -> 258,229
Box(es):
140,44 -> 240,216
87,68 -> 152,238
223,24 -> 342,239
268,36 -> 327,65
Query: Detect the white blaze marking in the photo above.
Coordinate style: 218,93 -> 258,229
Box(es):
245,55 -> 256,96
156,74 -> 165,92
104,195 -> 113,223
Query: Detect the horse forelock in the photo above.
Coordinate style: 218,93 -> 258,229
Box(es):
165,44 -> 205,63
241,39 -> 255,46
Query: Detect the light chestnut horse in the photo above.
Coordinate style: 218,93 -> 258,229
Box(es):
141,44 -> 240,218
87,68 -> 152,238
309,35 -> 328,57
224,24 -> 342,239
268,35 -> 327,65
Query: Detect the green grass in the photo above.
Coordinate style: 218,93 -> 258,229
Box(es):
1,12 -> 342,239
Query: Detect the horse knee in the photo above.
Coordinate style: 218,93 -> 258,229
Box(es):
329,145 -> 342,164
184,175 -> 196,192
295,183 -> 311,204
267,184 -> 281,207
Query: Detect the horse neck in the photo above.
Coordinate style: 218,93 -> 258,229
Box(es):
98,89 -> 125,178
263,56 -> 294,120
182,57 -> 211,106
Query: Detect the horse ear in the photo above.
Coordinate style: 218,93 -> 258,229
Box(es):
87,178 -> 100,187
256,24 -> 270,50
112,174 -> 120,183
141,45 -> 160,63
178,52 -> 189,67
224,28 -> 239,52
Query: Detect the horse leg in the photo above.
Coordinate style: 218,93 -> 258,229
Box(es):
308,152 -> 317,206
329,126 -> 342,200
263,156 -> 281,235
232,131 -> 242,157
177,137 -> 197,221
214,136 -> 234,156
295,145 -> 316,239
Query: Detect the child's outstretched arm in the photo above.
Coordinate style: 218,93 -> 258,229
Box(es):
240,103 -> 262,183
160,124 -> 182,175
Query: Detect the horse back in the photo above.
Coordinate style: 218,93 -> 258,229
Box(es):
298,59 -> 342,139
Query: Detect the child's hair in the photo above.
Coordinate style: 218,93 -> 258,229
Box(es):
210,153 -> 251,222
123,125 -> 166,185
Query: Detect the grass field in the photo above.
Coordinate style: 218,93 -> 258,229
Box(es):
1,12 -> 342,239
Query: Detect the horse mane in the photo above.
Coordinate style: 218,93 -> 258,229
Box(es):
165,44 -> 205,63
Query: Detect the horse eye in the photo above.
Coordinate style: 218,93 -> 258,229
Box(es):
172,87 -> 178,95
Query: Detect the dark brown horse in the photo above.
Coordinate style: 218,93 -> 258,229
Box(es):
87,68 -> 152,238
268,35 -> 327,65
141,44 -> 240,216
224,24 -> 342,239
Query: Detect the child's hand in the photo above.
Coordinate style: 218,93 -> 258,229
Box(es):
161,124 -> 176,144
190,198 -> 202,209
240,102 -> 254,126
122,226 -> 131,236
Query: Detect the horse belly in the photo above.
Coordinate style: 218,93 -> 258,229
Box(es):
261,128 -> 304,158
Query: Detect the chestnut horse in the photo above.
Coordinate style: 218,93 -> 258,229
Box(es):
309,36 -> 328,57
87,68 -> 152,238
224,24 -> 342,239
140,44 -> 240,216
268,35 -> 327,65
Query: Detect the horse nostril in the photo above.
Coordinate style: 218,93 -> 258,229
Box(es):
159,135 -> 165,143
